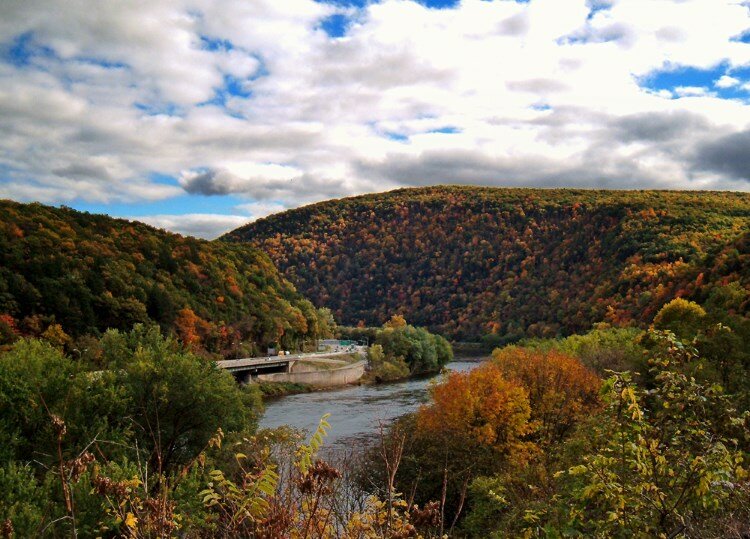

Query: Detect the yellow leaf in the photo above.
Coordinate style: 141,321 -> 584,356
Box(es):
125,512 -> 138,529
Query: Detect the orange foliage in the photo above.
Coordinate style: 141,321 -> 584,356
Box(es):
227,186 -> 750,340
0,314 -> 19,346
417,364 -> 534,459
491,348 -> 601,444
174,307 -> 211,350
383,314 -> 407,329
41,323 -> 72,351
8,224 -> 23,238
226,275 -> 242,297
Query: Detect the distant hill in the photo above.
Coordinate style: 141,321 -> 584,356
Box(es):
0,200 -> 332,355
224,186 -> 750,341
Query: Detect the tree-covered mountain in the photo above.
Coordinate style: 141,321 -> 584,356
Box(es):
0,200 -> 333,356
224,186 -> 750,341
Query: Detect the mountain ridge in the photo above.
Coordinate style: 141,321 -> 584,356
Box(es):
0,199 -> 332,355
224,185 -> 750,340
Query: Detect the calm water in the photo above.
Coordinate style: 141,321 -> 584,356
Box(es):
258,359 -> 484,448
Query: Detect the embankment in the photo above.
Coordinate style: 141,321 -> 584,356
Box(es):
257,360 -> 366,387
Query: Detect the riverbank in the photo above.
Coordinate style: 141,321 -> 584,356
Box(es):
257,381 -> 315,398
257,358 -> 366,388
452,341 -> 493,357
257,356 -> 488,399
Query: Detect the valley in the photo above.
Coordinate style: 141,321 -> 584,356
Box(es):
1,189 -> 749,537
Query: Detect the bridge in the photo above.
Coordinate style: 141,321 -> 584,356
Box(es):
216,349 -> 364,384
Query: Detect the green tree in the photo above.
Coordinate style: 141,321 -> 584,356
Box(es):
375,324 -> 452,374
116,330 -> 262,476
653,298 -> 707,341
0,339 -> 85,462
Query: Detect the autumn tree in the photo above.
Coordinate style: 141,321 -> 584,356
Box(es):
384,314 -> 407,329
41,323 -> 73,352
0,315 -> 18,347
491,347 -> 601,445
418,365 -> 533,456
173,307 -> 211,350
390,364 -> 536,525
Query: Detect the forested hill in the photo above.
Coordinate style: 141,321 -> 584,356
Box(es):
224,186 -> 750,341
0,200 -> 333,356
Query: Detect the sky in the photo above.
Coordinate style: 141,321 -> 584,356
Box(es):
1,0 -> 750,239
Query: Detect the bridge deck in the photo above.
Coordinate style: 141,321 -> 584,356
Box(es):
216,349 -> 363,372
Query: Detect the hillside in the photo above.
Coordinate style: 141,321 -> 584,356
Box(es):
0,200 -> 332,355
224,186 -> 750,341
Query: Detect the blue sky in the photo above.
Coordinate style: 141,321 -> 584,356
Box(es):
1,0 -> 749,237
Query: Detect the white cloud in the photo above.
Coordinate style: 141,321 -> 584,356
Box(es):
673,86 -> 714,98
130,213 -> 250,239
715,75 -> 740,88
234,201 -> 287,220
1,0 -> 750,236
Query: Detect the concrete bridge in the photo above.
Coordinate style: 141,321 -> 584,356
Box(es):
217,356 -> 296,384
216,349 -> 364,385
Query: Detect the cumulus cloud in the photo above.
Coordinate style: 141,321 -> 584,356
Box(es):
716,75 -> 740,88
1,0 -> 750,235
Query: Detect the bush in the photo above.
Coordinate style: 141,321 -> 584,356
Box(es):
0,463 -> 46,537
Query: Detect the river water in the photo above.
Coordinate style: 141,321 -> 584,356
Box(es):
258,359 -> 484,449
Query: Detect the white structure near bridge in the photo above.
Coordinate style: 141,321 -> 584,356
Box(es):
216,348 -> 366,387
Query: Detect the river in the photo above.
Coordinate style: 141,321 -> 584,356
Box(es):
258,359 -> 484,449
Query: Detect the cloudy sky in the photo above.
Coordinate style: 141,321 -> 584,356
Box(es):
1,0 -> 750,238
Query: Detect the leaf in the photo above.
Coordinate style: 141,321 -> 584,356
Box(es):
124,512 -> 138,529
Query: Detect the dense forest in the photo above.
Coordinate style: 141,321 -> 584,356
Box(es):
0,200 -> 334,357
225,186 -> 750,342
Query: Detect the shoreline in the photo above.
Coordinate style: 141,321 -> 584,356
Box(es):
258,357 -> 488,399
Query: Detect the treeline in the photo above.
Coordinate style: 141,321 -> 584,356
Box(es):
225,186 -> 750,341
363,294 -> 750,537
0,200 -> 335,357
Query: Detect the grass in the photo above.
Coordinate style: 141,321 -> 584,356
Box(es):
257,381 -> 314,398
